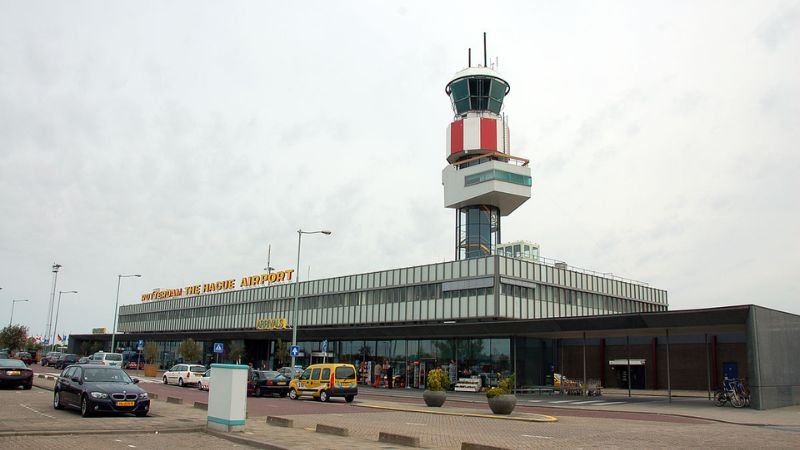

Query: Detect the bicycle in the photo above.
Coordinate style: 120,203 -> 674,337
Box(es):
714,378 -> 750,408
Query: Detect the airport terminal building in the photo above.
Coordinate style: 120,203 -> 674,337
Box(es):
71,44 -> 800,410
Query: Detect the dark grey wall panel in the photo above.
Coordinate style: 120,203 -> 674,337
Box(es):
748,305 -> 800,410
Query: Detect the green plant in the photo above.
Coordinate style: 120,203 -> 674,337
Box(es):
426,368 -> 450,392
486,373 -> 515,398
0,324 -> 29,352
177,338 -> 201,363
143,342 -> 159,364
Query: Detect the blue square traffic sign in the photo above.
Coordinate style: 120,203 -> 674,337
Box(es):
213,342 -> 224,353
290,345 -> 301,357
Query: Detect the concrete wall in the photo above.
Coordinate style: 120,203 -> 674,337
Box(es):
748,306 -> 800,410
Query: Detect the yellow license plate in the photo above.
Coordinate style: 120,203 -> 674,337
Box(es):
277,382 -> 286,385
116,401 -> 135,407
7,370 -> 20,375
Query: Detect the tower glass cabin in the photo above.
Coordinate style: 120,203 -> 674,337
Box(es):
442,66 -> 532,260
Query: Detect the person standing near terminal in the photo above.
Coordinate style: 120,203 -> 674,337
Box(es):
374,360 -> 382,388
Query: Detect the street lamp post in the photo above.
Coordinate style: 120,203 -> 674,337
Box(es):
290,229 -> 331,369
111,274 -> 141,353
51,291 -> 77,350
9,299 -> 29,326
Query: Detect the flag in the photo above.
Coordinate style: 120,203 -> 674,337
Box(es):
56,334 -> 62,344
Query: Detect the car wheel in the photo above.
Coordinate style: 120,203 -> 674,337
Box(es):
53,391 -> 64,410
255,387 -> 262,397
80,396 -> 92,417
319,390 -> 330,403
23,383 -> 32,390
288,389 -> 299,400
198,383 -> 204,390
178,378 -> 184,387
135,411 -> 148,417
163,376 -> 168,385
345,395 -> 354,403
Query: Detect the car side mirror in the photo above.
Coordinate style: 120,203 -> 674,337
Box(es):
132,378 -> 140,384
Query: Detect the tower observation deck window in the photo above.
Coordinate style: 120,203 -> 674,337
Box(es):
448,77 -> 509,115
464,169 -> 532,187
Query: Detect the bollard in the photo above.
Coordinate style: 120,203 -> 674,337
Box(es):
316,424 -> 349,436
379,432 -> 420,447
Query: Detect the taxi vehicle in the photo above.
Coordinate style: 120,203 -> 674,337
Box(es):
162,363 -> 206,387
288,363 -> 357,403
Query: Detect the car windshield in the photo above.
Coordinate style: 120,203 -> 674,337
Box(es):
83,368 -> 132,383
190,366 -> 206,373
260,371 -> 280,377
106,354 -> 123,361
1,359 -> 27,368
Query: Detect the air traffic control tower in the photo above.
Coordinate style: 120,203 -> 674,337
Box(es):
443,37 -> 532,260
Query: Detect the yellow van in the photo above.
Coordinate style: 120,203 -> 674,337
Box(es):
288,363 -> 358,403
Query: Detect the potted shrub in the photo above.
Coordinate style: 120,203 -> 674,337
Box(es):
423,368 -> 450,407
486,374 -> 516,415
142,342 -> 159,377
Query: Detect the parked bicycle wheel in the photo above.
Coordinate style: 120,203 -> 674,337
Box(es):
731,392 -> 746,408
714,390 -> 727,407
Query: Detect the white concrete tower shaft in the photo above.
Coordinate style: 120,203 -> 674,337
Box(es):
442,37 -> 532,260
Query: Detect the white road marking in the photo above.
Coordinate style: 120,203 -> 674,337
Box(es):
527,399 -> 544,403
570,400 -> 604,404
19,403 -> 56,419
593,401 -> 626,406
406,423 -> 428,426
127,445 -> 136,448
521,434 -> 552,439
549,400 -> 576,404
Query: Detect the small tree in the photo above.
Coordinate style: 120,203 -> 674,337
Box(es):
177,338 -> 201,363
0,324 -> 29,352
143,342 -> 159,364
80,341 -> 90,356
275,339 -> 289,367
228,341 -> 245,364
89,341 -> 103,354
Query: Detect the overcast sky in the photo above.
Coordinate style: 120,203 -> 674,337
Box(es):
2,1 -> 799,338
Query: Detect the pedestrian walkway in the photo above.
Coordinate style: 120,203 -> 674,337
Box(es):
18,374 -> 800,449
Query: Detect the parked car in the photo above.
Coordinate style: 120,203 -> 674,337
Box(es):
89,352 -> 124,367
77,356 -> 91,364
288,363 -> 358,403
15,351 -> 33,365
198,369 -> 211,391
0,351 -> 8,359
248,370 -> 290,397
277,366 -> 304,379
162,364 -> 206,387
43,352 -> 63,367
121,351 -> 143,370
53,364 -> 149,417
54,353 -> 80,370
0,358 -> 33,389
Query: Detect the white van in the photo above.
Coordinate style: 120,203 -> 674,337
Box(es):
90,351 -> 124,367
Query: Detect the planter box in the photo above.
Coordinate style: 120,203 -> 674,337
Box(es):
143,363 -> 158,377
487,394 -> 517,414
423,390 -> 446,407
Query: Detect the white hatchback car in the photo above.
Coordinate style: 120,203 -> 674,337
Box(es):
162,364 -> 207,387
198,369 -> 211,391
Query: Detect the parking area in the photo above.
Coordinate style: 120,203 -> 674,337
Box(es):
2,372 -> 799,449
